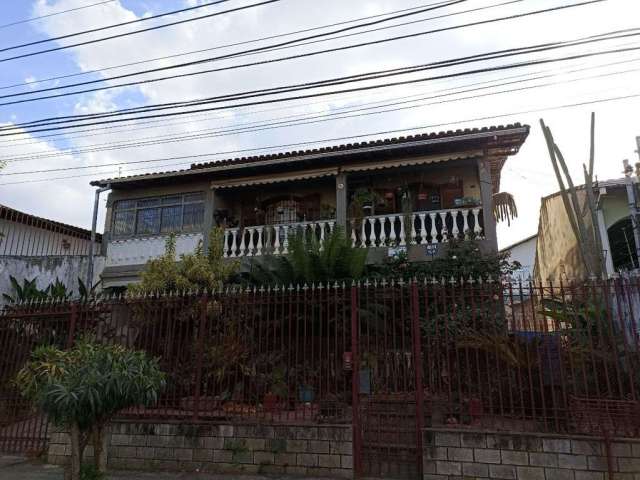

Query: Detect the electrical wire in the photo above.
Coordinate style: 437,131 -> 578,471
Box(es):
0,0 -> 606,110
2,90 -> 640,186
0,0 -> 240,52
0,0 -> 282,63
0,0 -> 467,99
2,38 -> 639,137
0,0 -> 116,30
4,63 -> 639,163
0,0 -> 460,91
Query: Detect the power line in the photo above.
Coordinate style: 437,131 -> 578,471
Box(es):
0,0 -> 606,109
0,0 -> 468,101
0,0 -> 458,91
6,44 -> 637,148
0,0 -> 238,52
0,0 -> 281,63
0,0 -> 116,30
3,36 -> 639,137
4,63 -> 639,163
3,67 -> 639,171
2,90 -> 640,185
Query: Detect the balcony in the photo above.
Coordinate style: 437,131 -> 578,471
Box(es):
222,206 -> 483,258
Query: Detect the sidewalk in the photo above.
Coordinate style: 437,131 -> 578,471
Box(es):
0,457 -> 337,480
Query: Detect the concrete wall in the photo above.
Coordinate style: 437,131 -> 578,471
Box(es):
423,428 -> 640,480
601,189 -> 630,231
48,422 -> 353,478
0,219 -> 97,256
535,190 -> 594,282
0,255 -> 104,304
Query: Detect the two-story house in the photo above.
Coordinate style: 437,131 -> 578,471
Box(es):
91,124 -> 530,288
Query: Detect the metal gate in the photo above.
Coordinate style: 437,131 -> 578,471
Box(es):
0,305 -> 75,454
352,283 -> 424,479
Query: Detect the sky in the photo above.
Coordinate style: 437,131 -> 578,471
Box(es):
0,0 -> 639,248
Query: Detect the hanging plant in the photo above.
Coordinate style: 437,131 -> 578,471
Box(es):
493,192 -> 518,226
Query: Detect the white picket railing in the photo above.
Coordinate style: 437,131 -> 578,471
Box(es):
223,207 -> 483,258
223,220 -> 336,258
351,207 -> 483,248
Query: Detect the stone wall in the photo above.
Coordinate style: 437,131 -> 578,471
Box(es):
423,428 -> 640,480
48,422 -> 352,478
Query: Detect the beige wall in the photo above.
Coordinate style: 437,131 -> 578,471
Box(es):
534,189 -> 595,282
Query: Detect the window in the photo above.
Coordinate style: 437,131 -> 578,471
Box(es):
112,193 -> 205,237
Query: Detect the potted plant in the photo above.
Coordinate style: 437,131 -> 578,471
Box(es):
264,366 -> 288,413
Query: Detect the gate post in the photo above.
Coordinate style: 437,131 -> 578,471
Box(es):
411,281 -> 425,475
67,302 -> 78,348
193,294 -> 208,422
351,284 -> 362,477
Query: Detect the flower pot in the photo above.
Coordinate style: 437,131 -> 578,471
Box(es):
298,385 -> 315,403
264,392 -> 284,413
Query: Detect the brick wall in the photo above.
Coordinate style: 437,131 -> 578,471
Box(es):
48,422 -> 352,478
423,428 -> 640,480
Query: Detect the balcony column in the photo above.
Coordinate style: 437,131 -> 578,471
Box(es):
336,172 -> 348,231
202,186 -> 217,251
478,156 -> 498,250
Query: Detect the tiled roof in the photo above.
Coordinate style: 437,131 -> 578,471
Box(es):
91,123 -> 529,186
0,204 -> 101,242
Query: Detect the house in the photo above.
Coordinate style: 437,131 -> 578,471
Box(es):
90,124 -> 530,288
500,234 -> 537,281
0,204 -> 102,303
534,176 -> 640,281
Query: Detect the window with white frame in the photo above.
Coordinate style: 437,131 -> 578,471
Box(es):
112,193 -> 205,237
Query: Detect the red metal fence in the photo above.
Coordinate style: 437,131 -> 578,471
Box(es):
1,277 -> 640,474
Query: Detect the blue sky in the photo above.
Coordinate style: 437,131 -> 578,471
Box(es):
1,0 -> 639,248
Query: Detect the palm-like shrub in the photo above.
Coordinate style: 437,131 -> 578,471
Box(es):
247,227 -> 367,285
16,339 -> 165,480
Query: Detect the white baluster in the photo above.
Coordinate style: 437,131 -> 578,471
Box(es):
410,214 -> 418,245
319,221 -> 327,250
389,215 -> 397,245
418,213 -> 426,245
282,225 -> 289,254
378,216 -> 387,247
451,210 -> 460,240
223,229 -> 230,258
462,209 -> 471,239
429,213 -> 438,244
245,228 -> 254,257
351,222 -> 357,247
439,211 -> 449,242
256,227 -> 264,256
230,229 -> 238,257
273,226 -> 281,255
360,218 -> 367,248
328,221 -> 335,233
237,229 -> 246,257
473,208 -> 483,237
399,215 -> 406,246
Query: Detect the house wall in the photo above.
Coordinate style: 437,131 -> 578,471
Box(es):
601,189 -> 631,230
535,190 -> 595,282
503,236 -> 537,280
423,428 -> 640,480
0,255 -> 105,304
0,219 -> 97,256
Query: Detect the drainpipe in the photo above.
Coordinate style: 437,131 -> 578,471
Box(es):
87,185 -> 111,288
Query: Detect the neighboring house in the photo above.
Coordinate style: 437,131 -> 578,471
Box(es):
535,177 -> 640,281
90,124 -> 530,288
0,204 -> 103,303
501,234 -> 537,281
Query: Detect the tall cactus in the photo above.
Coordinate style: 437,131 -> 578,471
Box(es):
539,114 -> 605,279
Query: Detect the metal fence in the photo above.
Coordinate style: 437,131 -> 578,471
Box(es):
1,277 -> 640,470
